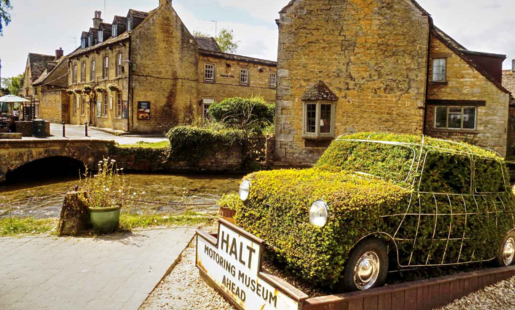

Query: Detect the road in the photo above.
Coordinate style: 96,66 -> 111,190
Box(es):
21,123 -> 169,145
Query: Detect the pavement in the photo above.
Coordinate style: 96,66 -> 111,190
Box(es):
0,227 -> 196,310
19,123 -> 168,145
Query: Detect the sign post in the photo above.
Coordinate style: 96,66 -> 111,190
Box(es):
196,219 -> 308,310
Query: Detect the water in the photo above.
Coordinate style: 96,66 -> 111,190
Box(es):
0,173 -> 242,219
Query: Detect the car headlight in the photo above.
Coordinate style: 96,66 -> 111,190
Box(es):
310,200 -> 329,227
239,179 -> 251,201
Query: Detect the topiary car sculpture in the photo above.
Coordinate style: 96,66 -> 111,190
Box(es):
233,133 -> 515,292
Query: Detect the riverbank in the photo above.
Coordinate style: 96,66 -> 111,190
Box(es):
0,212 -> 214,237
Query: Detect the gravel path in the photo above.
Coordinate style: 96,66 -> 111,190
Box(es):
439,276 -> 515,310
140,237 -> 235,310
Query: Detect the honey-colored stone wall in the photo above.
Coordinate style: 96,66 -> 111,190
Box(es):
39,90 -> 69,123
68,42 -> 130,131
198,54 -> 276,105
426,34 -> 510,157
130,3 -> 199,133
275,0 -> 430,166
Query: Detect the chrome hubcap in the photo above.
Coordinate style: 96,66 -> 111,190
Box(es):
503,238 -> 515,266
354,251 -> 380,291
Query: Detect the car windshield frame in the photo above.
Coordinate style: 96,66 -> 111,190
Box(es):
331,139 -> 418,185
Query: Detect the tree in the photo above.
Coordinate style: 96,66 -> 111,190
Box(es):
2,74 -> 23,95
192,28 -> 240,54
216,29 -> 239,54
0,0 -> 12,36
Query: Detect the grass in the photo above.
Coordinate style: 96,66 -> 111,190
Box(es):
118,141 -> 170,149
0,211 -> 214,237
0,217 -> 59,237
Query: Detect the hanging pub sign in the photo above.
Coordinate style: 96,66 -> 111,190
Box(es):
196,219 -> 307,310
137,101 -> 151,120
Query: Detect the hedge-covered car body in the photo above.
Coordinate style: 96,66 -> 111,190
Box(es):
231,133 -> 515,288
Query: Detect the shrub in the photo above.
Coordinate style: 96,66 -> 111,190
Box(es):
209,97 -> 275,133
235,132 -> 513,288
218,194 -> 242,211
166,125 -> 245,164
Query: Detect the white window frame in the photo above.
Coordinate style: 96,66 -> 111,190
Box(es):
117,53 -> 123,77
90,60 -> 96,82
432,58 -> 447,83
127,18 -> 133,32
103,56 -> 109,79
88,35 -> 93,47
270,73 -> 277,88
434,106 -> 477,130
80,96 -> 85,116
116,93 -> 122,118
81,39 -> 86,49
73,96 -> 79,116
240,69 -> 249,85
302,101 -> 336,139
81,61 -> 86,82
73,64 -> 78,83
112,25 -> 118,37
204,64 -> 215,82
103,93 -> 108,117
98,30 -> 104,43
202,99 -> 215,120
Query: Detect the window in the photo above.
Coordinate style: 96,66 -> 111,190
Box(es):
202,99 -> 214,120
116,93 -> 122,118
103,93 -> 108,116
112,25 -> 118,37
73,96 -> 78,116
34,87 -> 38,95
435,107 -> 477,130
72,64 -> 78,83
420,152 -> 471,194
270,73 -> 277,88
103,56 -> 109,79
81,61 -> 86,82
90,60 -> 96,82
80,96 -> 85,116
97,100 -> 102,118
475,160 -> 507,193
98,31 -> 104,43
432,59 -> 447,82
81,39 -> 86,49
204,64 -> 215,82
88,35 -> 93,47
303,102 -> 336,139
240,69 -> 249,85
127,18 -> 133,31
117,53 -> 123,77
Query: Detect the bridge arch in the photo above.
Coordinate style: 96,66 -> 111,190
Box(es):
0,140 -> 114,183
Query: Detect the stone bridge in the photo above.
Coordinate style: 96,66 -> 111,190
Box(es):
0,139 -> 115,183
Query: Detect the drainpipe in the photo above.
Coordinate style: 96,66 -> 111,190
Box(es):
423,16 -> 434,136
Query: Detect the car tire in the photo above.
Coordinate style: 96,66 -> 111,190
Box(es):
338,238 -> 389,293
495,231 -> 515,267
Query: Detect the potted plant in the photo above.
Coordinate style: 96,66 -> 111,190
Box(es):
79,158 -> 132,234
83,85 -> 93,94
66,89 -> 74,95
74,89 -> 83,94
108,84 -> 120,92
95,86 -> 106,93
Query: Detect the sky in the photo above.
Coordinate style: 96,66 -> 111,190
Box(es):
1,0 -> 515,81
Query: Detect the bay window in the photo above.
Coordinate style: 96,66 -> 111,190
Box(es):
303,101 -> 336,139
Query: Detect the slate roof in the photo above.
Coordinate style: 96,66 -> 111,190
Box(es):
128,9 -> 149,19
194,37 -> 222,53
301,81 -> 339,101
69,32 -> 130,58
28,53 -> 56,82
32,57 -> 67,86
113,16 -> 127,25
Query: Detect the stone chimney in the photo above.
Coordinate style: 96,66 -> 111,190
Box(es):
93,11 -> 103,29
55,48 -> 64,60
159,0 -> 171,6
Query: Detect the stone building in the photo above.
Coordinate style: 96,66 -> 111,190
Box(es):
502,61 -> 515,156
65,0 -> 276,133
275,0 -> 511,165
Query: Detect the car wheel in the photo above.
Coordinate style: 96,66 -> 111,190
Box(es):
496,232 -> 515,267
338,238 -> 389,293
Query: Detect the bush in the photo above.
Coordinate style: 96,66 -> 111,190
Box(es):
235,132 -> 513,288
167,125 -> 245,163
218,194 -> 243,211
209,97 -> 275,133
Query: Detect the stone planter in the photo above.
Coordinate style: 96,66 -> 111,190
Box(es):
219,207 -> 236,219
88,206 -> 121,234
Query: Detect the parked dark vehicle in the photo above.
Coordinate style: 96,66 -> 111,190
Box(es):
233,133 -> 515,292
